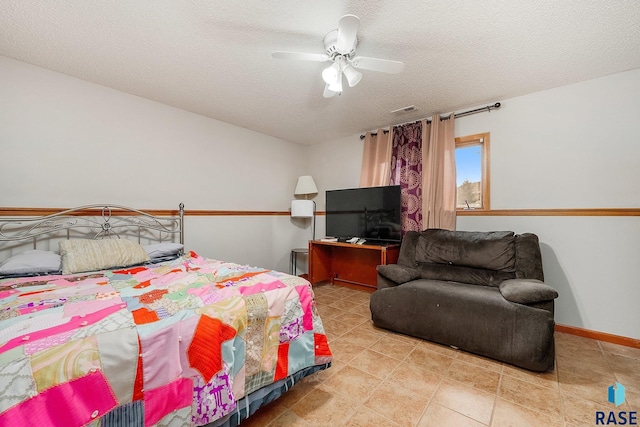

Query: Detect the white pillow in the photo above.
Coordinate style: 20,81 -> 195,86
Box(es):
0,250 -> 62,276
143,242 -> 184,260
59,239 -> 150,274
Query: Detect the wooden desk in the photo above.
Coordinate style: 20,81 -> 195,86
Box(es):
308,240 -> 400,292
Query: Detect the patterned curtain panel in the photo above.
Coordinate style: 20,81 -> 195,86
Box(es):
390,121 -> 423,233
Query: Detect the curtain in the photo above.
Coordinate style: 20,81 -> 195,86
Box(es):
359,129 -> 392,187
422,115 -> 457,230
390,121 -> 423,233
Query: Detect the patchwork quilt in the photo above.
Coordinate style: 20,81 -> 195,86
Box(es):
0,251 -> 332,426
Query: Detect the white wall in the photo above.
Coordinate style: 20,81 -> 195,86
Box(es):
0,56 -> 309,273
307,69 -> 640,340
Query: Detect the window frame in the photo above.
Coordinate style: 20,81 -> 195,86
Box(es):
455,132 -> 490,211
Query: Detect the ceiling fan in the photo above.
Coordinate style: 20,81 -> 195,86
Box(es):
272,14 -> 405,98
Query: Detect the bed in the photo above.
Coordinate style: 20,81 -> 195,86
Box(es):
0,204 -> 331,426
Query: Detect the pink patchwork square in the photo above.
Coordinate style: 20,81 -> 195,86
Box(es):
144,377 -> 193,427
140,323 -> 182,390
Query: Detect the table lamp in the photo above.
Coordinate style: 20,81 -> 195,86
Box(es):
291,175 -> 318,240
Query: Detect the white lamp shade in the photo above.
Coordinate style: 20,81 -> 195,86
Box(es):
343,64 -> 362,87
291,200 -> 314,218
294,176 -> 318,197
328,73 -> 343,93
322,62 -> 340,85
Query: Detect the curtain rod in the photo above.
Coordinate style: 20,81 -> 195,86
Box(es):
359,102 -> 501,140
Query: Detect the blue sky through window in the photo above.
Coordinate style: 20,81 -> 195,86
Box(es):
455,145 -> 481,186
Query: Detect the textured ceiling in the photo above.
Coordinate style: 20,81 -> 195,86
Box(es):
1,1 -> 639,145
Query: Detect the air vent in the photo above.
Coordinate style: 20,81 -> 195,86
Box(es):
391,105 -> 417,114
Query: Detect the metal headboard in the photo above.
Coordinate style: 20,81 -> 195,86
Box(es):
0,203 -> 184,249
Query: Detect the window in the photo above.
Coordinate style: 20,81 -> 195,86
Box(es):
455,133 -> 490,210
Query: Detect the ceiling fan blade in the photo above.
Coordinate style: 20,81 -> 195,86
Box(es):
272,51 -> 330,62
323,84 -> 338,98
336,14 -> 360,53
351,56 -> 405,74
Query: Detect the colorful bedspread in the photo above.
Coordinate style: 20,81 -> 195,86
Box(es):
0,251 -> 331,426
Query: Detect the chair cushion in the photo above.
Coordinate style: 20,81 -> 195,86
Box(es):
377,264 -> 421,284
416,229 -> 516,272
499,279 -> 558,304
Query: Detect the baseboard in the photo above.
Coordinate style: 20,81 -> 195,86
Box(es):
555,324 -> 640,349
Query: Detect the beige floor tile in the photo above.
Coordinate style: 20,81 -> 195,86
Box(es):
309,364 -> 337,382
274,373 -> 321,408
417,339 -> 460,357
498,375 -> 563,419
312,282 -> 338,293
455,351 -> 504,373
322,317 -> 356,337
615,371 -> 640,393
328,356 -> 352,373
313,292 -> 342,304
558,370 -> 617,404
350,321 -> 388,337
446,360 -> 501,394
626,386 -> 640,411
383,330 -> 427,345
431,379 -> 495,425
600,341 -> 640,360
315,304 -> 346,320
322,365 -> 384,403
349,348 -> 400,379
240,400 -> 287,426
561,394 -> 621,426
555,331 -> 602,350
502,363 -> 558,389
332,289 -> 365,301
350,302 -> 374,317
418,403 -> 487,427
324,330 -> 340,342
289,384 -> 358,424
556,340 -> 605,362
327,337 -> 367,363
329,298 -> 363,311
333,311 -> 370,327
556,345 -> 609,367
491,398 -> 564,427
348,292 -> 373,305
405,345 -> 455,374
369,336 -> 417,361
384,361 -> 442,397
364,383 -> 432,427
345,405 -> 401,427
554,333 -> 604,361
556,352 -> 613,379
267,409 -> 312,427
606,353 -> 640,377
340,328 -> 384,348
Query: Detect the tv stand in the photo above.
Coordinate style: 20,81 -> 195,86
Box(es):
308,240 -> 400,292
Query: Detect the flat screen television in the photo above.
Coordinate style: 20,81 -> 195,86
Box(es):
325,185 -> 402,244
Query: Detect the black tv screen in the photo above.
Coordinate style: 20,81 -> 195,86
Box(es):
325,185 -> 402,244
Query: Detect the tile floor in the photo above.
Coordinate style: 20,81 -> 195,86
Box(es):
242,283 -> 639,426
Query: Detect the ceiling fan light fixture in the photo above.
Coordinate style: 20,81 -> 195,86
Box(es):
342,64 -> 362,87
323,84 -> 337,98
322,62 -> 340,85
272,14 -> 405,98
328,72 -> 343,92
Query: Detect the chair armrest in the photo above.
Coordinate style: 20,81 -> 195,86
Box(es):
499,279 -> 558,305
376,264 -> 421,285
